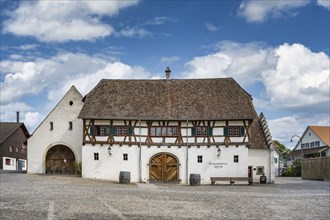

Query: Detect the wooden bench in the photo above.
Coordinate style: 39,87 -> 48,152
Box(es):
210,177 -> 251,185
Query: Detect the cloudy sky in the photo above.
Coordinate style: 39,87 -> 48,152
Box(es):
1,0 -> 329,148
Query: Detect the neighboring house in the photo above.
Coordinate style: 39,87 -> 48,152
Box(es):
288,126 -> 330,161
78,69 -> 275,184
272,142 -> 282,177
27,86 -> 84,174
0,121 -> 30,171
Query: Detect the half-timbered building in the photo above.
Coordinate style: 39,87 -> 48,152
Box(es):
78,69 -> 275,184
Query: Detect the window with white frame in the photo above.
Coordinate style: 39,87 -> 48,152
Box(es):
234,155 -> 239,163
150,127 -> 178,137
123,153 -> 128,161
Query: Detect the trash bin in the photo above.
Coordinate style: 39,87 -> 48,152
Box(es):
119,171 -> 130,184
260,175 -> 267,183
189,174 -> 201,186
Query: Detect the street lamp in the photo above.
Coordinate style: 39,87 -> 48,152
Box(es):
291,135 -> 303,159
108,146 -> 112,157
217,147 -> 221,158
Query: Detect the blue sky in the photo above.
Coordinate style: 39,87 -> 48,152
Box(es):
1,0 -> 329,148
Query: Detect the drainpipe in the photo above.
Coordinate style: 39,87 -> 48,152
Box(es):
186,120 -> 189,184
139,119 -> 142,182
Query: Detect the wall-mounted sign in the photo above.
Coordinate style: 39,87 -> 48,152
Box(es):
209,162 -> 228,168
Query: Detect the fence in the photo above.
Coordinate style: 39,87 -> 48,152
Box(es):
301,157 -> 330,181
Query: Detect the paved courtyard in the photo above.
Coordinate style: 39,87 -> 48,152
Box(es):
0,172 -> 329,220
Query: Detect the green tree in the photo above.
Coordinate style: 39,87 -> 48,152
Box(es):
274,140 -> 291,158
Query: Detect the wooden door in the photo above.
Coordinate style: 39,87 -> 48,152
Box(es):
149,153 -> 179,183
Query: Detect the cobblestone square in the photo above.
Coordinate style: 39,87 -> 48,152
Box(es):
1,172 -> 329,219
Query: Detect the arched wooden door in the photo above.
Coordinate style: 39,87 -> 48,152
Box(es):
45,145 -> 75,174
149,153 -> 179,183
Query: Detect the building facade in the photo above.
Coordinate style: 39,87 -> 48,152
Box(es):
0,122 -> 29,171
27,86 -> 84,174
289,126 -> 330,160
78,73 -> 275,184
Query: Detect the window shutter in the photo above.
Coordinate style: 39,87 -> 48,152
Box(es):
128,126 -> 133,135
224,127 -> 228,136
191,127 -> 196,136
208,127 -> 213,136
105,126 -> 111,135
111,126 -> 117,135
90,126 -> 95,135
240,126 -> 245,137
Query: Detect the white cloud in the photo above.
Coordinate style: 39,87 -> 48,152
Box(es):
262,43 -> 329,108
0,51 -> 156,132
182,41 -> 330,111
23,112 -> 42,131
2,0 -> 139,42
317,0 -> 330,9
268,113 -> 329,149
183,41 -> 274,85
238,0 -> 310,22
204,22 -> 220,31
143,17 -> 176,25
160,56 -> 181,64
117,27 -> 152,38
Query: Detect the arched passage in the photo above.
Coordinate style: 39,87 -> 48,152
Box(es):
149,153 -> 179,183
45,145 -> 75,174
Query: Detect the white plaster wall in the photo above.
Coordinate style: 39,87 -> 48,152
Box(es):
188,145 -> 248,184
248,149 -> 274,183
82,144 -> 255,184
274,150 -> 280,176
2,157 -> 16,170
82,144 -> 140,182
27,87 -> 83,174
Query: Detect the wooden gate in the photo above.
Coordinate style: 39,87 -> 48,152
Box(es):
149,153 -> 179,183
45,145 -> 75,174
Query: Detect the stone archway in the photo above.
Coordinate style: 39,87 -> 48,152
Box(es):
45,145 -> 75,174
149,153 -> 179,183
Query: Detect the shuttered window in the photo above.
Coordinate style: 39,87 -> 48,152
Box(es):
89,125 -> 133,136
192,126 -> 213,137
224,126 -> 245,137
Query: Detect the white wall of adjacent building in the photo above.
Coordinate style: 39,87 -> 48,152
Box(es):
27,87 -> 83,174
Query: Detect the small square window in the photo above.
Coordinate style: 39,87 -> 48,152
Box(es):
94,153 -> 99,160
5,159 -> 11,165
16,147 -> 19,152
50,122 -> 53,130
9,146 -> 13,152
234,155 -> 239,163
274,158 -> 278,163
197,155 -> 203,163
256,166 -> 264,175
69,122 -> 73,130
123,153 -> 128,161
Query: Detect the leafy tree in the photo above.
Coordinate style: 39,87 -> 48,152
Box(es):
274,140 -> 291,158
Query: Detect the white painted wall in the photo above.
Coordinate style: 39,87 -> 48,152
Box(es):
28,87 -> 83,174
248,149 -> 275,183
82,144 -> 259,184
274,150 -> 280,176
2,157 -> 16,170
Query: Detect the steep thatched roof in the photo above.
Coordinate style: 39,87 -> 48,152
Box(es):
79,78 -> 258,121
